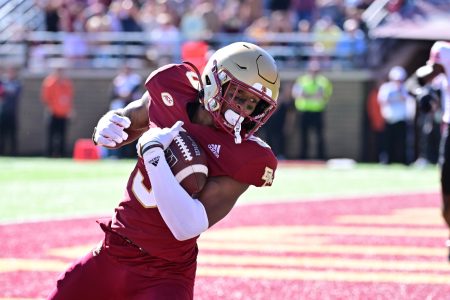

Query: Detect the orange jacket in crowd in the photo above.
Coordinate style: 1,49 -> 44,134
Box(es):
41,74 -> 74,118
367,85 -> 385,132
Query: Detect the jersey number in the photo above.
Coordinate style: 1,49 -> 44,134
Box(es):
132,170 -> 157,208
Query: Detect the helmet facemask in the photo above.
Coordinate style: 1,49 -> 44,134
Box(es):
203,64 -> 277,143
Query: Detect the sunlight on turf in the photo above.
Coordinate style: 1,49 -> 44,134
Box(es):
197,267 -> 450,284
0,298 -> 38,300
0,258 -> 68,272
201,225 -> 447,239
2,212 -> 448,286
0,157 -> 441,222
198,254 -> 450,271
199,240 -> 446,256
1,157 -> 448,292
336,207 -> 445,225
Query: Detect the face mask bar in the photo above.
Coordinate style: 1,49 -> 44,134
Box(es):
206,67 -> 277,141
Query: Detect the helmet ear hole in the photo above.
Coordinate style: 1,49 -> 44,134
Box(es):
205,75 -> 211,85
221,81 -> 230,96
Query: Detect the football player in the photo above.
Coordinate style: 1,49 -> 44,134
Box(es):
415,41 -> 450,260
48,42 -> 280,299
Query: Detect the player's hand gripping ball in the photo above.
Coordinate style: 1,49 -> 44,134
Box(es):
164,131 -> 208,197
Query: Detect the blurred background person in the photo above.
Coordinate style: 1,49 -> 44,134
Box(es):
148,13 -> 181,67
377,66 -> 416,164
109,64 -> 142,111
312,16 -> 343,69
106,63 -> 142,158
0,66 -> 22,156
292,59 -> 333,160
261,82 -> 293,160
414,73 -> 443,167
365,81 -> 385,162
335,18 -> 367,69
414,41 -> 450,260
41,65 -> 74,158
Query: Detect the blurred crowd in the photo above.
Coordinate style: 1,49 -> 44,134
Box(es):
18,0 -> 445,71
1,0 -> 447,163
29,0 -> 378,69
37,0 -> 372,35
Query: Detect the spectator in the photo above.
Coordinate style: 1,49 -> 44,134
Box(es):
318,0 -> 346,27
262,82 -> 293,159
313,16 -> 343,69
296,19 -> 313,66
40,0 -> 61,32
0,66 -> 22,156
366,82 -> 385,162
116,0 -> 142,32
245,16 -> 271,41
110,64 -> 142,111
220,0 -> 245,33
335,18 -> 367,69
41,66 -> 74,157
179,4 -> 210,41
197,2 -> 221,35
267,0 -> 291,12
148,13 -> 181,66
290,0 -> 317,25
268,10 -> 294,33
106,64 -> 142,158
292,59 -> 333,160
377,66 -> 416,164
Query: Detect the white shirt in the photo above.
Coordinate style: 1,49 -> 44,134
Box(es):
430,41 -> 450,123
377,81 -> 415,124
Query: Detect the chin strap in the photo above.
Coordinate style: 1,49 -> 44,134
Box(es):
234,122 -> 242,144
224,109 -> 244,144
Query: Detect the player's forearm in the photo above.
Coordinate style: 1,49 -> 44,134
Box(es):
106,95 -> 150,148
142,147 -> 209,241
93,92 -> 151,149
121,94 -> 150,130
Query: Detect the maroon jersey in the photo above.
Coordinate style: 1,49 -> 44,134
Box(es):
109,63 -> 277,279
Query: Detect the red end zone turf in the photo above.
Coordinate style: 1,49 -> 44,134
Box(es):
1,192 -> 449,300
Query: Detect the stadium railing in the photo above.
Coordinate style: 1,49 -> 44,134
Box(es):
0,31 -> 369,72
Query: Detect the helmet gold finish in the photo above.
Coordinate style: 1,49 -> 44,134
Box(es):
201,42 -> 280,143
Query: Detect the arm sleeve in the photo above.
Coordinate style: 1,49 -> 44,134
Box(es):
142,147 -> 209,241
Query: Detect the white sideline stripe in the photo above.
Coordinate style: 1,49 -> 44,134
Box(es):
175,164 -> 208,183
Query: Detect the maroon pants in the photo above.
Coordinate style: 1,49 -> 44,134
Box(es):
47,236 -> 194,300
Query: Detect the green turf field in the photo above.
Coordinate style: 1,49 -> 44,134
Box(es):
0,157 -> 440,223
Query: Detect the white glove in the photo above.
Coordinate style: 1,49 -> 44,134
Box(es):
93,112 -> 131,147
138,121 -> 185,157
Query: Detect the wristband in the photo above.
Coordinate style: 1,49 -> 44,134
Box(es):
141,142 -> 164,157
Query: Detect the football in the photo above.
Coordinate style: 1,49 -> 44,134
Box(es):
164,131 -> 208,197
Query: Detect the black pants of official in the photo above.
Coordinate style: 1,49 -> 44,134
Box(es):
0,113 -> 17,156
440,123 -> 450,195
381,121 -> 407,164
47,115 -> 68,157
299,111 -> 325,160
439,124 -> 450,239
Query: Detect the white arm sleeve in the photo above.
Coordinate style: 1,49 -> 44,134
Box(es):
142,147 -> 209,241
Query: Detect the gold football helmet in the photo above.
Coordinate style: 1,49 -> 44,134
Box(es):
201,42 -> 280,143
